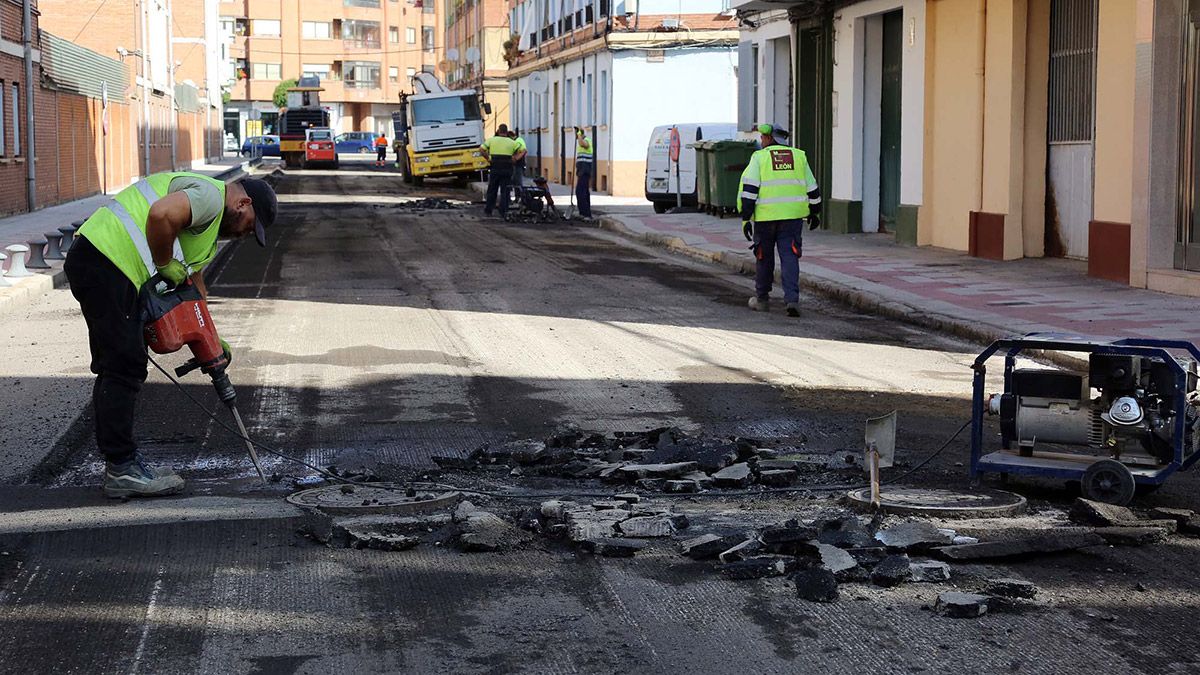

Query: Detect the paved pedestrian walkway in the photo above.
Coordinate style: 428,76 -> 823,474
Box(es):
0,155 -> 255,315
594,207 -> 1200,348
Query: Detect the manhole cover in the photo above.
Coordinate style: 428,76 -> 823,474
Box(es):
845,487 -> 1026,517
287,483 -> 462,515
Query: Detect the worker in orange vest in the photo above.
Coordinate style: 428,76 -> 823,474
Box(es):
374,133 -> 388,167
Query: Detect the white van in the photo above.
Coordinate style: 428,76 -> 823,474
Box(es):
645,123 -> 738,213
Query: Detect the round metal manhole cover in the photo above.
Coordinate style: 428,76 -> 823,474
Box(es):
845,487 -> 1026,518
287,483 -> 462,515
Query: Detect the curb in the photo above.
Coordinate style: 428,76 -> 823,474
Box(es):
591,215 -> 1088,366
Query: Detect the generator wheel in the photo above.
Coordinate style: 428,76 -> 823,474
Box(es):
1082,459 -> 1136,506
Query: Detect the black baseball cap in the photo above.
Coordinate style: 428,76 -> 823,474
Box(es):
239,177 -> 278,247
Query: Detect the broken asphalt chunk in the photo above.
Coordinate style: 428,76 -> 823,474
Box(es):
793,567 -> 839,602
760,522 -> 819,546
347,531 -> 421,552
458,511 -> 532,552
935,531 -> 1105,561
579,537 -> 647,557
871,554 -> 912,587
757,469 -> 798,487
874,521 -> 954,552
1095,526 -> 1170,546
679,534 -> 745,560
935,592 -> 989,618
721,556 -> 796,580
616,462 -> 698,481
617,514 -> 689,538
711,463 -> 754,488
719,538 -> 763,563
984,578 -> 1039,599
566,508 -> 631,542
1069,498 -> 1136,527
664,480 -> 699,494
814,543 -> 859,580
909,559 -> 952,583
1150,507 -> 1195,527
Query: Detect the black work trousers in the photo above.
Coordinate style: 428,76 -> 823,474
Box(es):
64,236 -> 147,464
484,161 -> 513,216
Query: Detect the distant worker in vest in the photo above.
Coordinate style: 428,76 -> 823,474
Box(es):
574,127 -> 594,220
738,123 -> 821,318
64,173 -> 278,498
374,132 -> 389,167
481,123 -> 519,218
508,128 -> 528,188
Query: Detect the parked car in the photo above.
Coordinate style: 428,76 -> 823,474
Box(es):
240,135 -> 281,157
645,123 -> 738,213
335,131 -> 378,154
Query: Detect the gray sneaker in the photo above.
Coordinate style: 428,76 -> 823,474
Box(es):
748,296 -> 768,312
103,456 -> 185,499
785,302 -> 800,318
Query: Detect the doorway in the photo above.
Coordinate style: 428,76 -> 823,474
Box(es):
770,37 -> 792,130
552,81 -> 560,182
1179,9 -> 1200,271
1046,0 -> 1097,259
795,20 -> 833,212
861,9 -> 902,234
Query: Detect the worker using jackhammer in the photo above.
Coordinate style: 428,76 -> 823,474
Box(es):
64,173 -> 277,498
739,123 -> 822,318
481,123 -> 519,218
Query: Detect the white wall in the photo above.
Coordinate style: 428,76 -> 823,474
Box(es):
611,47 -> 738,163
739,12 -> 790,130
830,0 -> 926,210
509,50 -> 615,168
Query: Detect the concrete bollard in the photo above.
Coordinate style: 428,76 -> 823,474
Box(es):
25,239 -> 49,269
4,244 -> 31,277
58,225 -> 77,253
0,252 -> 8,287
44,232 -> 65,260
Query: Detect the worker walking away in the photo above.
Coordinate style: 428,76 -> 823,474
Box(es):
739,123 -> 821,318
64,173 -> 277,498
374,132 -> 388,167
574,127 -> 594,220
481,123 -> 518,218
509,128 -> 528,188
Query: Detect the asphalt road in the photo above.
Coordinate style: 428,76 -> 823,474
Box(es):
2,157 -> 1198,674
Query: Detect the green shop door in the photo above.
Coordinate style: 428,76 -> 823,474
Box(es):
879,10 -> 903,232
795,20 -> 833,230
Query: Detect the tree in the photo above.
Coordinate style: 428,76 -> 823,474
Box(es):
273,79 -> 297,108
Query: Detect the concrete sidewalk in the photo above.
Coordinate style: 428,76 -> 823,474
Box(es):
592,207 -> 1200,348
0,155 -> 256,316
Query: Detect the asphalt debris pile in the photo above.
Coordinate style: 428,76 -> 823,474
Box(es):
433,427 -> 854,493
388,198 -> 463,210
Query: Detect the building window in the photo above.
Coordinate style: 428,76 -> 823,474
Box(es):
302,63 -> 331,79
389,66 -> 399,82
235,58 -> 249,79
599,70 -> 608,125
251,62 -> 282,80
302,21 -> 332,39
252,19 -> 281,37
423,1 -> 435,13
406,27 -> 417,45
343,20 -> 381,48
422,26 -> 435,52
564,79 -> 573,127
586,73 -> 593,126
344,0 -> 381,7
389,26 -> 400,43
421,65 -> 436,75
234,18 -> 249,36
219,16 -> 234,35
12,84 -> 19,156
343,61 -> 381,88
406,66 -> 416,79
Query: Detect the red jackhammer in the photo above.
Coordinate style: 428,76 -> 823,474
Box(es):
142,278 -> 267,484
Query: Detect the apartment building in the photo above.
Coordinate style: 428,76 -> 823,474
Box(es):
40,0 -> 224,176
506,1 -> 739,197
220,0 -> 441,144
443,0 -> 511,135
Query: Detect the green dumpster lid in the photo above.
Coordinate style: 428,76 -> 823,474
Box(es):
711,140 -> 756,149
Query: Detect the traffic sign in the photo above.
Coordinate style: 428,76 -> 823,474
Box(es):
668,126 -> 681,163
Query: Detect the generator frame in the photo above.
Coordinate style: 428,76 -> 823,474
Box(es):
970,334 -> 1200,487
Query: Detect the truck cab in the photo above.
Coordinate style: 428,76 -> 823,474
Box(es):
394,74 -> 489,186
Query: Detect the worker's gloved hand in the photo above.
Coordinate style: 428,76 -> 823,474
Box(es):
808,214 -> 821,231
742,221 -> 753,242
220,338 -> 233,366
155,259 -> 189,288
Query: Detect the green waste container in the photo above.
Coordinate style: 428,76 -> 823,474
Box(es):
692,141 -> 715,210
708,140 -> 757,218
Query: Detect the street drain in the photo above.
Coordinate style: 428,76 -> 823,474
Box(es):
287,483 -> 462,515
845,486 -> 1026,517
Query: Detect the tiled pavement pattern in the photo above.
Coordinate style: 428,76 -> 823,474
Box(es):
600,210 -> 1200,348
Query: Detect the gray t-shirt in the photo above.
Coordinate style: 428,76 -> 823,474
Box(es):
169,176 -> 224,235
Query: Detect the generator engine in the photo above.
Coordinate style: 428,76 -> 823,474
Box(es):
987,354 -> 1200,464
